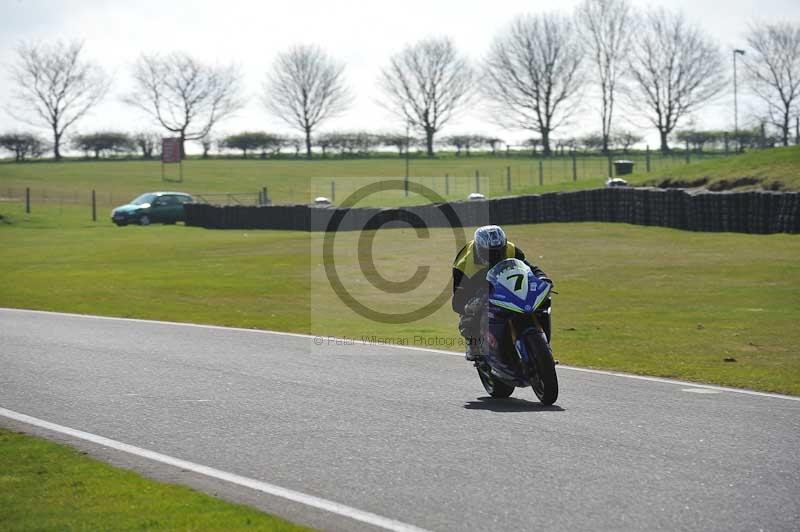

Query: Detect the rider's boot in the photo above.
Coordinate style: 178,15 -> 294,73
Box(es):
465,338 -> 482,361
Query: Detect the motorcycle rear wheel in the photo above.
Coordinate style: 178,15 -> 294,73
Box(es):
523,332 -> 559,405
476,367 -> 514,398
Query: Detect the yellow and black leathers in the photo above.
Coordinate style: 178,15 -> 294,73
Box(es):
451,240 -> 548,314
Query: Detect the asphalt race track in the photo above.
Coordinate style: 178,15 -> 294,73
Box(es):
1,308 -> 798,531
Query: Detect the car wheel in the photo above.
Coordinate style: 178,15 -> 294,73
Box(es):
139,214 -> 151,226
114,221 -> 127,227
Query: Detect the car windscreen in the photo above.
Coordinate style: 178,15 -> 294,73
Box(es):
131,193 -> 157,205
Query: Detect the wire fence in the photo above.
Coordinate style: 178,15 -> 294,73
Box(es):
0,150 -> 736,212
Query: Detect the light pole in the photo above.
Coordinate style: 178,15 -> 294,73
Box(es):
404,120 -> 410,196
733,49 -> 745,137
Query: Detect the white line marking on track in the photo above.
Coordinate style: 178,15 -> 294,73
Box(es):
0,406 -> 431,532
2,307 -> 798,402
681,388 -> 721,394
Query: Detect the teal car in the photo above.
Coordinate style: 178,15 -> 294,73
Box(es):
111,192 -> 194,226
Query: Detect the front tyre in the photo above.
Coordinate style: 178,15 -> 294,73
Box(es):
523,331 -> 558,405
476,367 -> 514,398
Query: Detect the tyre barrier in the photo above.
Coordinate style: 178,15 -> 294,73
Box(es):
183,188 -> 800,234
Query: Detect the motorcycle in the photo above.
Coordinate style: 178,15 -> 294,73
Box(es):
474,258 -> 559,405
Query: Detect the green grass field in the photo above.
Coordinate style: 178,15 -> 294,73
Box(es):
0,428 -> 311,532
0,149 -> 732,209
2,150 -> 798,529
2,201 -> 798,395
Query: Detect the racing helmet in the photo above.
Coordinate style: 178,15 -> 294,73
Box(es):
473,225 -> 507,265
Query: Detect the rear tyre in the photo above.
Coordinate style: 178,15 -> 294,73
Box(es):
523,332 -> 559,405
138,214 -> 151,226
476,367 -> 514,398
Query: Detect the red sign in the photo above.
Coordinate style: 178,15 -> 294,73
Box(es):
161,137 -> 181,163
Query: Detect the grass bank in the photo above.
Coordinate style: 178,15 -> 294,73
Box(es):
0,428 -> 311,531
2,202 -> 798,395
634,145 -> 800,190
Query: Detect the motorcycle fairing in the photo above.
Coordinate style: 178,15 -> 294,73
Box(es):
487,259 -> 551,314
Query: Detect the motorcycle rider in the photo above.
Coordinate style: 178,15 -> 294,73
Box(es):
452,225 -> 552,361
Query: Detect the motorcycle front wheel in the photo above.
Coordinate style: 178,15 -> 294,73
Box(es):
476,367 -> 514,398
523,332 -> 559,405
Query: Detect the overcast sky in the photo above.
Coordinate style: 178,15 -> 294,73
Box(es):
1,0 -> 798,152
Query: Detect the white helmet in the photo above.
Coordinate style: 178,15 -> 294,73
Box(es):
473,225 -> 507,265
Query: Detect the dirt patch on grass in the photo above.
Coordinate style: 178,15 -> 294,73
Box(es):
648,176 -> 787,192
648,177 -> 710,189
707,177 -> 763,191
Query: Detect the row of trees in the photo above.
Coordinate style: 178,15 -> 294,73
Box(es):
5,4 -> 799,160
7,125 -> 780,161
673,126 -> 791,152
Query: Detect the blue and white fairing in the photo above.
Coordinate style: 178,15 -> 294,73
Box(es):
487,258 -> 551,314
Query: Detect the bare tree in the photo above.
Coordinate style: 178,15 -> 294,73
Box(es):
523,137 -> 541,156
612,130 -> 643,152
71,131 -> 134,159
379,132 -> 416,155
743,22 -> 800,146
627,9 -> 726,152
199,134 -> 214,159
0,131 -> 46,161
577,0 -> 633,153
7,40 -> 110,160
126,53 -> 243,158
263,45 -> 352,159
579,132 -> 606,151
483,14 -> 585,156
283,136 -> 305,158
132,132 -> 160,159
379,37 -> 474,157
486,136 -> 504,155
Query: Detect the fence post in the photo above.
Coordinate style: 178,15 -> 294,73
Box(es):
608,155 -> 613,178
571,150 -> 577,181
262,186 -> 268,205
331,181 -> 336,202
445,173 -> 449,195
685,140 -> 690,164
92,190 -> 96,222
475,170 -> 480,193
646,145 -> 651,172
26,187 -> 30,213
538,158 -> 544,186
506,166 -> 511,192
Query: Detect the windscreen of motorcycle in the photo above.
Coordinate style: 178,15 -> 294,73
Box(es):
487,258 -> 551,314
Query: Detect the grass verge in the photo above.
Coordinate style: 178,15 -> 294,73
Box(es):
0,428 -> 312,531
1,202 -> 798,395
